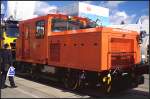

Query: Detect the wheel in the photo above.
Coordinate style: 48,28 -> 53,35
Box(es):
62,69 -> 80,90
19,62 -> 26,73
30,65 -> 41,81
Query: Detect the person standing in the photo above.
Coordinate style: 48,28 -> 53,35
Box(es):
0,44 -> 17,89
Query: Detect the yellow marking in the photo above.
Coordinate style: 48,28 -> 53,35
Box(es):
2,32 -> 17,49
103,77 -> 107,82
107,85 -> 112,93
73,81 -> 78,90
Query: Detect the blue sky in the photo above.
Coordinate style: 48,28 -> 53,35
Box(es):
46,1 -> 149,15
47,1 -> 149,15
116,1 -> 149,16
1,1 -> 149,24
46,1 -> 149,24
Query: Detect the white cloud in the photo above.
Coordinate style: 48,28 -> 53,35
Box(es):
99,1 -> 137,25
107,1 -> 126,8
140,15 -> 149,24
140,15 -> 149,33
6,1 -> 58,20
116,11 -> 128,19
34,1 -> 57,16
110,10 -> 136,24
101,1 -> 126,9
80,1 -> 93,4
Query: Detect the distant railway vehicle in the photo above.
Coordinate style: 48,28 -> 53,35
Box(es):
1,20 -> 18,48
15,14 -> 147,93
0,20 -> 19,58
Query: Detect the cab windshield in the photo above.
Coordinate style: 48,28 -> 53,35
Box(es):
6,25 -> 19,37
52,18 -> 84,32
51,17 -> 99,32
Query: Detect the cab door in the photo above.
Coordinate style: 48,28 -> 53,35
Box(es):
22,24 -> 30,59
32,19 -> 47,64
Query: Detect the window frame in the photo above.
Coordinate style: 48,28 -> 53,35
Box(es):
51,18 -> 84,33
51,18 -> 67,32
25,25 -> 29,39
35,20 -> 45,39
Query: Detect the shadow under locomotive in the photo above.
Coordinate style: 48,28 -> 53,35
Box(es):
15,69 -> 148,98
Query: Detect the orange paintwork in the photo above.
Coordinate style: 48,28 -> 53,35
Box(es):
16,14 -> 141,72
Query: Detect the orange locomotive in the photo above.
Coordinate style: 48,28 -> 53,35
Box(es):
15,14 -> 144,93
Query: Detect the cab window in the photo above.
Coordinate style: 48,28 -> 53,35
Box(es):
36,20 -> 45,38
6,24 -> 19,37
51,18 -> 83,32
51,18 -> 67,32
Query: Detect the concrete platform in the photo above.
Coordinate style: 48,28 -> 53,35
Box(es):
1,76 -> 90,98
1,74 -> 149,98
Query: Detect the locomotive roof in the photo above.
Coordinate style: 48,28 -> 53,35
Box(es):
19,14 -> 88,23
18,14 -> 138,35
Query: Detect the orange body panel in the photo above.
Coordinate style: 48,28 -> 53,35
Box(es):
48,31 -> 101,71
16,14 -> 141,72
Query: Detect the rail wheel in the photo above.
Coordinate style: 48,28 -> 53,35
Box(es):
19,62 -> 26,73
62,69 -> 80,90
30,65 -> 41,81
